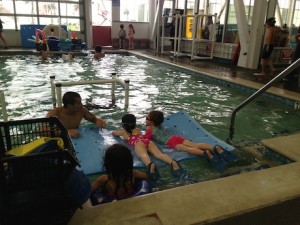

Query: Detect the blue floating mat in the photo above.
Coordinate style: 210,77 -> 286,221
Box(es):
72,111 -> 235,175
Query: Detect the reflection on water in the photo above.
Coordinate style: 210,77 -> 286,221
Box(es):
0,54 -> 298,186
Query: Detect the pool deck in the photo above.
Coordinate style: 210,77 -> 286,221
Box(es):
1,48 -> 300,224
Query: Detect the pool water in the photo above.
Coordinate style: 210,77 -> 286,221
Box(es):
0,54 -> 298,188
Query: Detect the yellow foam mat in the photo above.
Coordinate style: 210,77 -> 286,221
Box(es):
6,137 -> 64,156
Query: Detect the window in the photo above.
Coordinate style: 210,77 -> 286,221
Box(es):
0,0 -> 82,31
120,0 -> 149,22
15,1 -> 37,14
92,0 -> 112,26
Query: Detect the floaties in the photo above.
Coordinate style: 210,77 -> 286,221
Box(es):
35,29 -> 46,44
90,179 -> 150,205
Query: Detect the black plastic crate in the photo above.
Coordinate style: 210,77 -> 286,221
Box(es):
0,117 -> 78,160
0,117 -> 81,224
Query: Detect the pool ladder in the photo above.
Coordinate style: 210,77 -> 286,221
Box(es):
229,57 -> 300,141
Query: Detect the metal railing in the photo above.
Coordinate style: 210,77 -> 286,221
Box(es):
50,73 -> 130,109
229,58 -> 300,141
0,91 -> 8,122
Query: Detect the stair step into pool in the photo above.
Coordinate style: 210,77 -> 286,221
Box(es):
261,133 -> 300,162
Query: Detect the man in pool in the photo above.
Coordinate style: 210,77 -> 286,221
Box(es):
46,91 -> 106,138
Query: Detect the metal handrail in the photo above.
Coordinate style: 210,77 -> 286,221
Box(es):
229,57 -> 300,141
0,91 -> 8,122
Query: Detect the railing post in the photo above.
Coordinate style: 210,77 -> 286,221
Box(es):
55,83 -> 63,107
111,73 -> 116,104
124,79 -> 130,109
0,91 -> 8,122
50,76 -> 56,108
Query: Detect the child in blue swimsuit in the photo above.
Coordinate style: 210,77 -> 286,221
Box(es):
112,114 -> 183,180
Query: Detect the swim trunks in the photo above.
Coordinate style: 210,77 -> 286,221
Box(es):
166,135 -> 185,149
261,44 -> 274,59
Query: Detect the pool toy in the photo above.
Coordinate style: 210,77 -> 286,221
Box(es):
90,179 -> 150,205
31,24 -> 87,51
35,29 -> 48,51
72,111 -> 236,175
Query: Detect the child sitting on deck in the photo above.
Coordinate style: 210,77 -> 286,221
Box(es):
92,144 -> 147,200
144,111 -> 237,172
112,114 -> 184,181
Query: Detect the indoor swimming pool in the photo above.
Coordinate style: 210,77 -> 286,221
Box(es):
0,53 -> 299,188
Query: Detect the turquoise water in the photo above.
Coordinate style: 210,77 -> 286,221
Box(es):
0,54 -> 299,187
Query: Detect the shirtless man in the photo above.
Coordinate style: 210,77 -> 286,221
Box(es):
255,17 -> 277,76
46,91 -> 106,138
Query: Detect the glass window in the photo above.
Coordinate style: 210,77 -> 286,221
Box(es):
61,18 -> 80,31
15,1 -> 37,14
120,0 -> 149,22
38,2 -> 59,16
91,0 -> 112,26
39,17 -> 60,25
60,3 -> 79,16
0,16 -> 16,29
0,0 -> 14,14
16,16 -> 38,28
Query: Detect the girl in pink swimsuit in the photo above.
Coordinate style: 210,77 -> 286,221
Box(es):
112,114 -> 183,181
128,24 -> 135,49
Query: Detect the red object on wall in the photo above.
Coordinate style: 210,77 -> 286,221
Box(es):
92,26 -> 112,47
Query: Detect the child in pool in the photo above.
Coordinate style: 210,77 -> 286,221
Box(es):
94,45 -> 105,59
144,111 -> 236,164
112,114 -> 183,180
92,143 -> 147,199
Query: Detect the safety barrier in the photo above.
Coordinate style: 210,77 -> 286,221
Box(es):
50,74 -> 130,108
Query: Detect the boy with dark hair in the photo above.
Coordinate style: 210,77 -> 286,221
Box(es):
118,24 -> 126,49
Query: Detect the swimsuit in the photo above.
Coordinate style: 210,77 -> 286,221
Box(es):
101,180 -> 134,199
145,127 -> 185,149
127,134 -> 150,146
261,44 -> 274,59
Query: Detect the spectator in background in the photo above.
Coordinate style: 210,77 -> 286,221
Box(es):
118,24 -> 126,49
128,24 -> 135,49
284,25 -> 300,81
254,17 -> 277,76
0,18 -> 8,49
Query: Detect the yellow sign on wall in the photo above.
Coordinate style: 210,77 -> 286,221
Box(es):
185,9 -> 193,38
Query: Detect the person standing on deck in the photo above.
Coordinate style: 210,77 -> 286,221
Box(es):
254,17 -> 277,76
